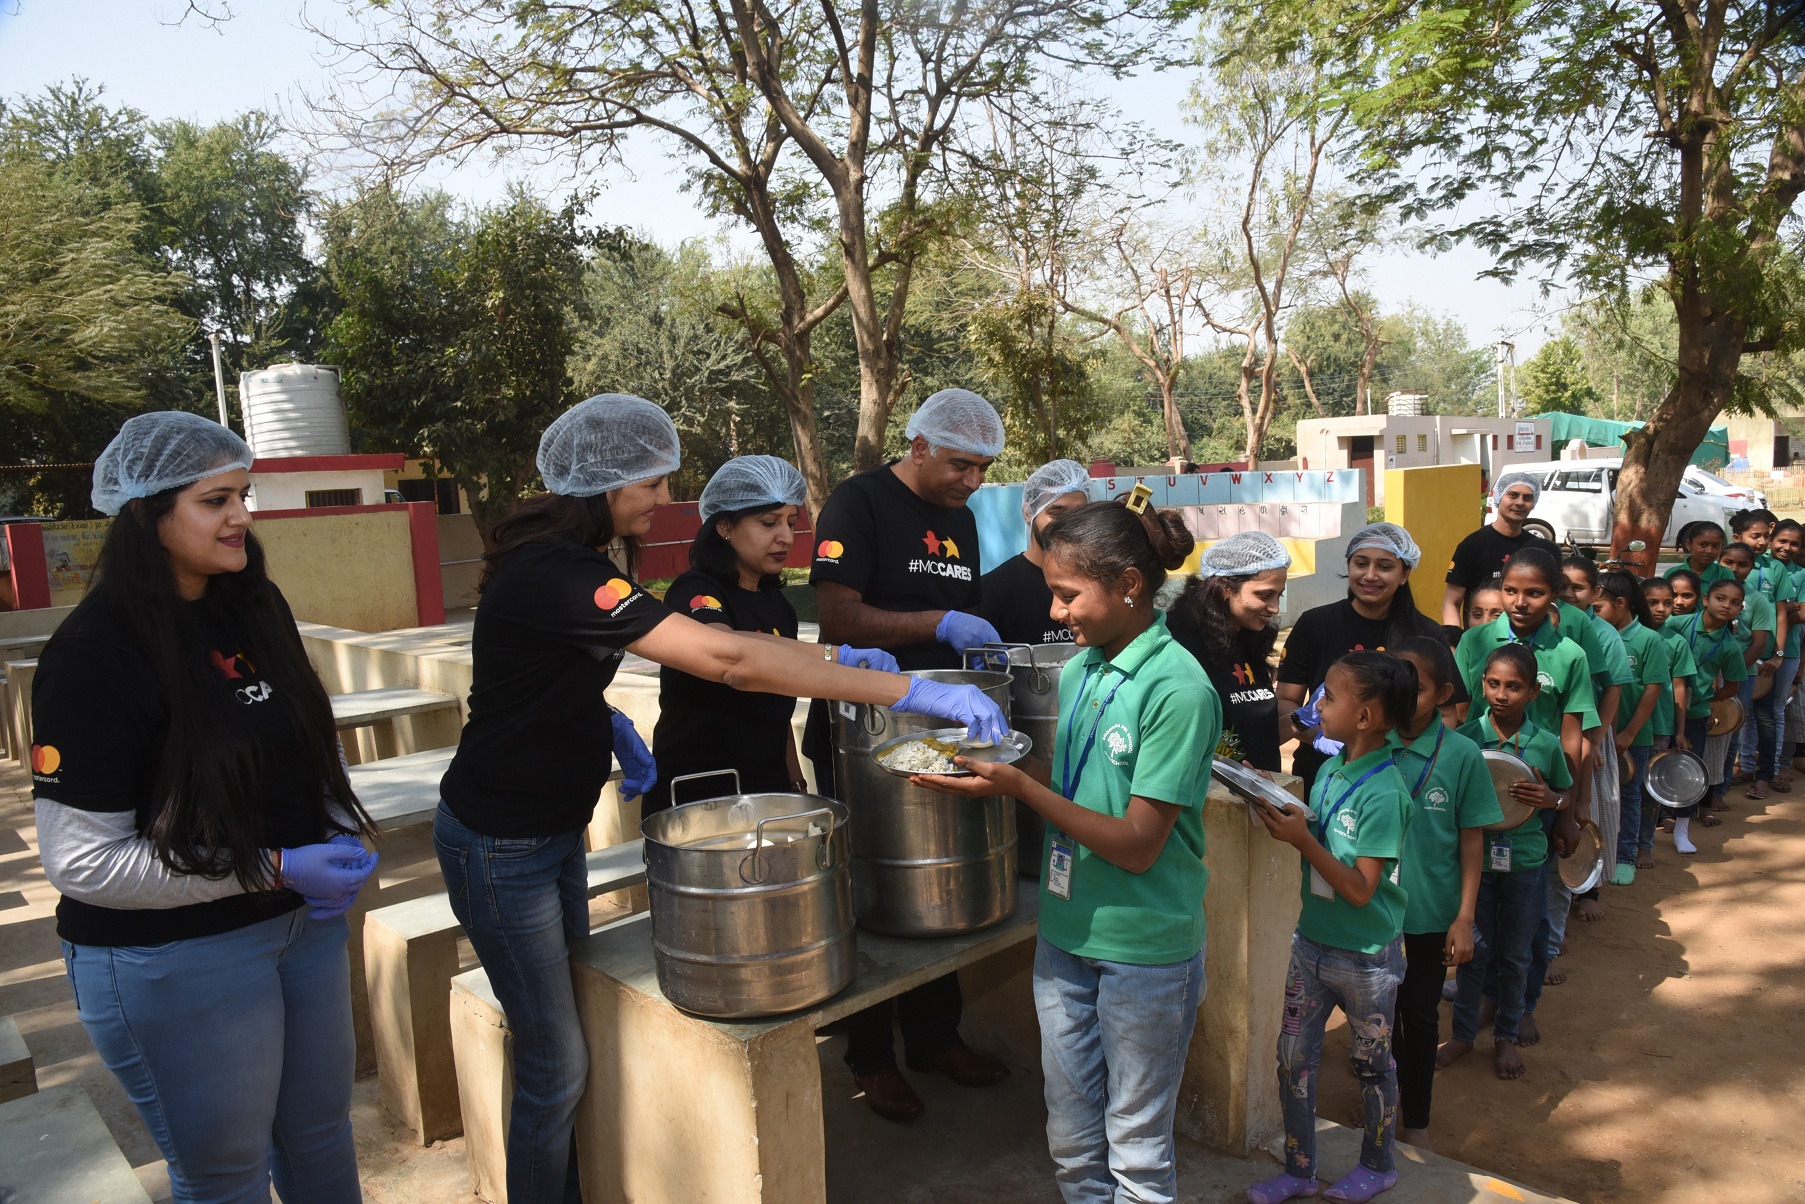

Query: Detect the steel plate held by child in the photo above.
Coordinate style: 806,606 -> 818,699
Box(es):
870,728 -> 1032,778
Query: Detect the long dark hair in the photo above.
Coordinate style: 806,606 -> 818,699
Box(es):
1043,498 -> 1194,605
89,490 -> 372,889
1169,571 -> 1278,678
690,503 -> 787,590
482,492 -> 621,590
1332,650 -> 1417,730
1598,570 -> 1655,629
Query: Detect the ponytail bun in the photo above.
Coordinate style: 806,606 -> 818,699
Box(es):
1042,497 -> 1195,604
1135,505 -> 1196,572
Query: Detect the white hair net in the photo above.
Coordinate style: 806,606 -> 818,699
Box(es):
1021,459 -> 1092,522
537,394 -> 682,497
903,388 -> 1005,458
1345,521 -> 1422,569
91,411 -> 254,516
1492,471 -> 1542,506
1197,531 -> 1291,578
698,455 -> 808,522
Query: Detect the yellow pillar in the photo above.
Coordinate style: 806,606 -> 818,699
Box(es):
1385,463 -> 1485,624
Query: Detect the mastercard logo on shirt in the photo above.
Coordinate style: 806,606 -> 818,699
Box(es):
30,744 -> 60,774
691,594 -> 724,611
817,539 -> 844,559
594,578 -> 635,609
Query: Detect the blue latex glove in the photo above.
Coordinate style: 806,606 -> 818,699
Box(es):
280,842 -> 380,919
935,610 -> 1001,655
837,645 -> 900,673
304,832 -> 375,918
611,709 -> 656,799
890,678 -> 1009,747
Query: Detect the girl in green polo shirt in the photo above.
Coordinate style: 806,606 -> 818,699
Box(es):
1248,651 -> 1414,1204
1719,541 -> 1781,796
1639,576 -> 1694,868
1387,638 -> 1501,1150
1596,571 -> 1670,884
1443,644 -> 1572,1081
1667,521 -> 1733,588
1668,567 -> 1702,618
911,497 -> 1215,1204
1669,577 -> 1750,851
1767,520 -> 1805,787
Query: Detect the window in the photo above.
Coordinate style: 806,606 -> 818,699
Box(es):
1416,433 -> 1428,452
305,488 -> 363,508
1550,471 -> 1603,494
1395,435 -> 1407,453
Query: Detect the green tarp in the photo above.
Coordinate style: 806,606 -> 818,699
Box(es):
1541,412 -> 1730,471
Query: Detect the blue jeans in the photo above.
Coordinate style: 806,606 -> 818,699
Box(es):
1034,936 -> 1205,1204
1455,866 -> 1543,1044
1618,743 -> 1653,865
1766,658 -> 1800,781
435,803 -> 588,1204
64,909 -> 360,1204
1276,933 -> 1404,1180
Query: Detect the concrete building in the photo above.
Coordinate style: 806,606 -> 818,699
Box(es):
1723,413 -> 1805,472
1292,414 -> 1555,505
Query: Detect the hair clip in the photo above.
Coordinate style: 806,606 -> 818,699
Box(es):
1123,483 -> 1153,515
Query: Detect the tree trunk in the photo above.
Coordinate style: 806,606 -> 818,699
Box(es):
1159,375 -> 1193,463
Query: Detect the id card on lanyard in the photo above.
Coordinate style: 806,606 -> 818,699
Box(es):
1309,761 -> 1387,899
1048,663 -> 1127,901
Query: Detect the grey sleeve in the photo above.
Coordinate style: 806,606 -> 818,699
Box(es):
35,799 -> 259,909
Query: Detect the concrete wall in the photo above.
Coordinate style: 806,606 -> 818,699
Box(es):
260,509 -> 421,633
249,467 -> 390,511
438,513 -> 483,613
1384,463 -> 1486,625
1296,416 -> 1554,504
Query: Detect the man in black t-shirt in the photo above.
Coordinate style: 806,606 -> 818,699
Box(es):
807,387 -> 1011,1121
1440,470 -> 1559,633
974,458 -> 1092,645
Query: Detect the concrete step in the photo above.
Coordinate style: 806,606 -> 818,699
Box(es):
0,1083 -> 152,1203
330,685 -> 460,729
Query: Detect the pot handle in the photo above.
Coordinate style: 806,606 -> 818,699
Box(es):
743,806 -> 839,884
969,641 -> 1051,692
862,702 -> 887,736
667,768 -> 742,807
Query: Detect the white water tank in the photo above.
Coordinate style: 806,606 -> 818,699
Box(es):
239,363 -> 351,457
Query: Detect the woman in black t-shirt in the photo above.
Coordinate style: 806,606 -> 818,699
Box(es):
1168,531 -> 1292,771
435,395 -> 1007,1204
32,412 -> 379,1201
1277,521 -> 1455,794
646,456 -> 897,815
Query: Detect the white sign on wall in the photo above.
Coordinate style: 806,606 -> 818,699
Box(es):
1513,421 -> 1537,453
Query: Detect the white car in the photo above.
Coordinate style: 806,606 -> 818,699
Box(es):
1486,458 -> 1745,548
1682,465 -> 1768,511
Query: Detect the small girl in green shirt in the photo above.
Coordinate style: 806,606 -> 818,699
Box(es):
1247,651 -> 1415,1204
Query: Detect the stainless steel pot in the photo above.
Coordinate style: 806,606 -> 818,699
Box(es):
967,643 -> 1081,879
640,770 -> 855,1018
830,669 -> 1017,935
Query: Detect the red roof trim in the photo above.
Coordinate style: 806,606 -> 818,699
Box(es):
249,454 -> 406,473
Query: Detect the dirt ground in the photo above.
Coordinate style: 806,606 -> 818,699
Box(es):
4,750 -> 1804,1203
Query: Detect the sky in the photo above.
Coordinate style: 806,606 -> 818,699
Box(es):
0,0 -> 1560,360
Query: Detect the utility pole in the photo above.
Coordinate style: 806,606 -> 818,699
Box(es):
1495,339 -> 1516,418
210,332 -> 231,429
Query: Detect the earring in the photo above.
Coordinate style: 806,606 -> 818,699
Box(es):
1125,596 -> 1135,607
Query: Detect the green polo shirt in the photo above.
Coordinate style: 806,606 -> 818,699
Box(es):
1651,626 -> 1696,738
1457,715 -> 1572,871
1040,612 -> 1218,965
1751,554 -> 1787,604
1783,563 -> 1805,658
1297,745 -> 1411,954
1457,614 -> 1600,735
1555,601 -> 1623,687
1583,607 -> 1636,691
1665,612 -> 1750,718
1388,721 -> 1502,935
1665,560 -> 1735,587
1610,619 -> 1671,746
1726,586 -> 1775,658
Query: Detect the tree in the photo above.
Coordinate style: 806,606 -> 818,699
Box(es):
323,187 -> 590,534
311,0 -> 1171,510
1521,335 -> 1603,415
1231,0 -> 1805,563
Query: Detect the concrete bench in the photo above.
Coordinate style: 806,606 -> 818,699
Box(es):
367,839 -> 648,1145
3,658 -> 36,768
345,746 -> 458,830
450,968 -> 510,1203
0,1015 -> 35,1104
0,1084 -> 152,1203
332,684 -> 460,729
331,685 -> 462,764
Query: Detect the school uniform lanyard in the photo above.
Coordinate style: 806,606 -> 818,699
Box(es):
1483,713 -> 1525,757
1314,762 -> 1389,843
1060,663 -> 1128,799
1398,721 -> 1446,797
1688,617 -> 1731,664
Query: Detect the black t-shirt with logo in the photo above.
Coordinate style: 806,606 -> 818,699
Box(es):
1445,524 -> 1561,600
1168,623 -> 1281,772
647,570 -> 800,812
32,585 -> 323,946
809,463 -> 982,670
974,552 -> 1072,648
441,541 -> 668,837
1277,596 -> 1467,792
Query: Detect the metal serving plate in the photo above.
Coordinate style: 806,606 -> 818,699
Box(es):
1212,759 -> 1306,813
1708,696 -> 1746,736
870,728 -> 1032,778
1645,749 -> 1709,809
1483,749 -> 1539,830
1560,820 -> 1605,892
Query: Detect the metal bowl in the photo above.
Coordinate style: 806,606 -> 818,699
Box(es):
1708,696 -> 1746,736
1645,749 -> 1709,809
1483,749 -> 1539,830
1560,820 -> 1605,892
1212,758 -> 1306,813
870,728 -> 1032,778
